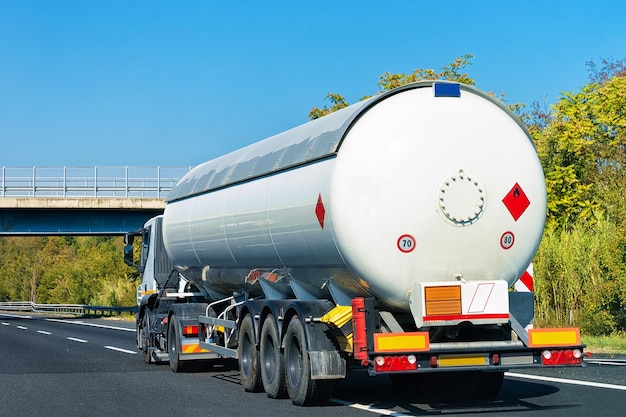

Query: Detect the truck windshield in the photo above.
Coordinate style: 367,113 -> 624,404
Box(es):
141,226 -> 151,268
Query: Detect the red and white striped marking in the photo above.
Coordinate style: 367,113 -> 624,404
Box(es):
515,264 -> 534,293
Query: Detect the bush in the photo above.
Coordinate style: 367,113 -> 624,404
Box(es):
534,218 -> 626,335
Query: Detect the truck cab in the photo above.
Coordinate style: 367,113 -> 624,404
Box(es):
124,215 -> 215,369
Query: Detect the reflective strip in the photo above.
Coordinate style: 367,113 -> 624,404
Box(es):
181,343 -> 210,354
373,332 -> 430,353
528,328 -> 581,347
439,354 -> 489,367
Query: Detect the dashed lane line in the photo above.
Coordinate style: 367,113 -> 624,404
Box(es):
4,317 -> 137,354
0,313 -> 33,319
105,345 -> 138,355
66,337 -> 88,343
47,318 -> 135,332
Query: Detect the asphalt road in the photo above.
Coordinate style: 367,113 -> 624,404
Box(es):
2,312 -> 625,417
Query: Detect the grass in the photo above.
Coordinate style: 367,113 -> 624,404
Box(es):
582,333 -> 626,356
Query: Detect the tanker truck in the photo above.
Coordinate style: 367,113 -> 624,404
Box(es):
124,81 -> 584,406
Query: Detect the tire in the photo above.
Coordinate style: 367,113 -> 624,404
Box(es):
168,315 -> 187,373
284,315 -> 332,406
238,314 -> 263,392
139,313 -> 153,364
260,317 -> 287,398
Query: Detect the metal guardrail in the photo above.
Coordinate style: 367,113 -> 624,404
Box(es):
0,166 -> 192,199
0,301 -> 137,317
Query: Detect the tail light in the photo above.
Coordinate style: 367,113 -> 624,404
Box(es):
541,349 -> 583,366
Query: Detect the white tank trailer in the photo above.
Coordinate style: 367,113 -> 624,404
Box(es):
126,81 -> 585,406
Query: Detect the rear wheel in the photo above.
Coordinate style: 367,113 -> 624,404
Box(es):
284,315 -> 333,406
260,317 -> 286,398
238,314 -> 262,392
168,315 -> 187,373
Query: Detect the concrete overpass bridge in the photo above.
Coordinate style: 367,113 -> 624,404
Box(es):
0,166 -> 191,235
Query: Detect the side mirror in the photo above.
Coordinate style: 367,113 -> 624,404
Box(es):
124,244 -> 134,267
124,233 -> 135,245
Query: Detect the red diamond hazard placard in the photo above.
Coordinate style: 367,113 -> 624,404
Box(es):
502,183 -> 530,221
315,193 -> 326,229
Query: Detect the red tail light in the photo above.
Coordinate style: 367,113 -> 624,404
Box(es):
374,355 -> 418,372
541,349 -> 583,366
183,325 -> 199,336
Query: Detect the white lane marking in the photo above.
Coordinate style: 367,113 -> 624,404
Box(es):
506,372 -> 626,391
105,346 -> 138,355
0,313 -> 33,319
37,330 -> 52,335
16,326 -> 28,330
330,398 -> 413,416
331,372 -> 626,416
47,318 -> 135,332
586,359 -> 626,366
67,337 -> 88,343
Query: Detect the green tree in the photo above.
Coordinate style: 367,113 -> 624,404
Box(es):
531,68 -> 626,229
308,54 -> 476,120
531,58 -> 626,333
0,236 -> 138,307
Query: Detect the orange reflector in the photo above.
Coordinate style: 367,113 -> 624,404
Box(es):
374,332 -> 430,353
181,343 -> 210,354
528,328 -> 581,347
183,325 -> 199,336
425,285 -> 462,316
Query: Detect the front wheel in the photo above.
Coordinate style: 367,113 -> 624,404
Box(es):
139,312 -> 153,364
284,315 -> 333,406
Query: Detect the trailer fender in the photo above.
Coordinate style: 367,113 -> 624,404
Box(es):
169,303 -> 209,327
284,300 -> 346,379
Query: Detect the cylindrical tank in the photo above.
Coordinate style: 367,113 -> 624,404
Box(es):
162,81 -> 546,311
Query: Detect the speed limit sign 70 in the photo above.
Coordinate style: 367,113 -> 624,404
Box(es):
397,234 -> 416,253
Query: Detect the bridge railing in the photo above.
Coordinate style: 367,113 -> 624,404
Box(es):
0,166 -> 192,199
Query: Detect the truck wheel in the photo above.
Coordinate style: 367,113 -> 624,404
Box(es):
238,314 -> 262,392
139,313 -> 152,364
168,315 -> 187,373
284,315 -> 332,406
260,317 -> 286,398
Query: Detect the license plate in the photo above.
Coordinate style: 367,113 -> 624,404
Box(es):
438,354 -> 489,367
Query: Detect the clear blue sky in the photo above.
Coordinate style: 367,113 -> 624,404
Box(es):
1,1 -> 625,168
